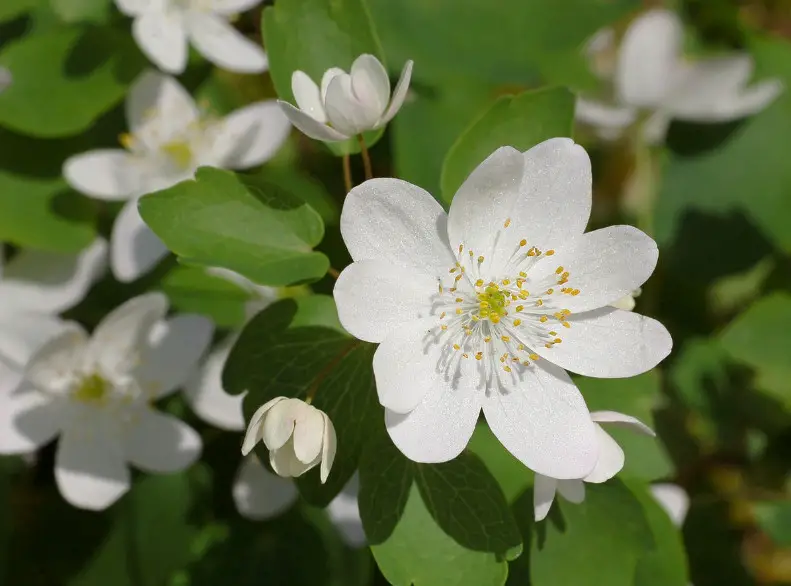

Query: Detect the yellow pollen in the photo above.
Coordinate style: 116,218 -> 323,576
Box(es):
549,331 -> 557,336
475,279 -> 484,287
119,132 -> 135,149
529,353 -> 539,360
438,284 -> 444,294
522,360 -> 530,366
462,353 -> 469,358
458,244 -> 464,254
527,247 -> 538,257
536,299 -> 544,307
475,352 -> 483,360
501,336 -> 511,342
519,291 -> 529,300
455,297 -> 463,303
519,271 -> 527,278
449,268 -> 457,273
504,218 -> 511,228
477,255 -> 485,263
440,312 -> 446,319
456,308 -> 463,315
545,250 -> 555,256
503,365 -> 512,373
501,279 -> 511,285
518,344 -> 525,350
546,288 -> 554,295
441,325 -> 448,331
484,336 -> 492,343
554,338 -> 562,343
540,316 -> 548,323
513,319 -> 522,326
555,266 -> 564,274
571,289 -> 580,296
562,321 -> 571,328
545,343 -> 553,348
455,274 -> 463,282
515,305 -> 523,312
519,239 -> 527,247
490,314 -> 501,324
453,344 -> 461,351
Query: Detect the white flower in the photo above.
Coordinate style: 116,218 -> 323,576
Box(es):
650,483 -> 690,528
0,66 -> 11,94
610,287 -> 642,311
533,410 -> 655,521
278,54 -> 413,142
0,239 -> 108,392
577,9 -> 783,144
63,71 -> 290,283
333,138 -> 672,478
0,292 -> 213,510
115,0 -> 268,74
242,397 -> 337,483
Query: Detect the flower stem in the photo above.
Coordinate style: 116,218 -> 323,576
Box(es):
357,134 -> 373,180
328,267 -> 340,279
342,153 -> 352,193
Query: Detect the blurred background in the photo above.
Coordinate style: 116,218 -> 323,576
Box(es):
2,0 -> 791,584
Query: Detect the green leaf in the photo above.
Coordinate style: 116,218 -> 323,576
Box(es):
49,0 -> 111,23
531,480 -> 655,586
415,452 -> 522,560
262,0 -> 385,155
70,469 -> 208,586
224,298 -> 379,505
0,28 -> 145,137
576,372 -> 674,482
254,167 -> 340,226
0,0 -> 40,21
629,481 -> 689,586
139,167 -> 329,287
720,293 -> 791,405
0,171 -> 96,252
467,423 -> 533,503
370,484 -> 512,586
752,501 -> 791,546
161,265 -> 252,329
440,87 -> 576,203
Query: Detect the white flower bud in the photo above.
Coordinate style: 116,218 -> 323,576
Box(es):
241,397 -> 337,484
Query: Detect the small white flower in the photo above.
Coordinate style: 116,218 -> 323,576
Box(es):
242,397 -> 337,483
278,54 -> 413,142
650,483 -> 690,528
577,9 -> 783,144
63,71 -> 290,283
0,292 -> 213,510
0,239 -> 108,391
533,410 -> 655,521
333,138 -> 672,479
610,288 -> 642,311
115,0 -> 268,74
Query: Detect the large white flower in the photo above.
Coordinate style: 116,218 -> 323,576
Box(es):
333,138 -> 672,478
279,54 -> 413,142
0,239 -> 108,391
533,410 -> 655,521
577,9 -> 783,144
0,292 -> 213,510
63,71 -> 290,283
115,0 -> 268,74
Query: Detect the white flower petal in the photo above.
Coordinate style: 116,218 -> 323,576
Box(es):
321,68 -> 346,103
482,361 -> 598,479
351,54 -> 390,120
186,12 -> 268,73
582,425 -> 624,483
610,293 -> 637,311
25,325 -> 89,391
379,60 -> 413,125
291,71 -> 327,123
319,412 -> 336,483
135,315 -> 214,398
209,0 -> 262,15
115,0 -> 155,16
556,478 -> 586,503
263,399 -> 305,451
292,408 -> 325,464
278,101 -> 349,141
334,261 -> 436,344
445,146 -> 525,268
0,313 -> 72,371
63,150 -> 139,200
132,11 -> 188,74
533,473 -> 558,521
241,396 -> 286,455
373,318 -> 445,413
126,70 -> 199,136
232,455 -> 297,520
325,73 -> 374,135
591,410 -> 655,436
575,98 -> 637,131
270,438 -> 314,477
616,9 -> 682,108
650,483 -> 689,527
184,336 -> 246,432
0,239 -> 107,314
641,110 -> 672,145
55,426 -> 130,510
340,178 -> 455,273
211,101 -> 291,169
89,292 -> 168,377
124,409 -> 202,473
111,199 -> 170,283
0,391 -> 61,454
327,474 -> 366,547
385,378 -> 481,464
528,225 -> 659,313
534,307 -> 672,378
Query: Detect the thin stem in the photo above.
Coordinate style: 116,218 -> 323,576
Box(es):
342,153 -> 352,193
328,267 -> 340,279
357,134 -> 373,180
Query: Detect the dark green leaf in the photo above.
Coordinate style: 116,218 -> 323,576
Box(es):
440,87 -> 576,203
139,167 -> 329,287
752,501 -> 791,546
254,167 -> 340,226
468,423 -> 533,503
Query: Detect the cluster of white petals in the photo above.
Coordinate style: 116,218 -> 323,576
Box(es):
115,0 -> 268,74
533,410 -> 655,520
333,138 -> 672,479
280,54 -> 413,142
577,9 -> 783,144
63,70 -> 290,283
0,293 -> 213,510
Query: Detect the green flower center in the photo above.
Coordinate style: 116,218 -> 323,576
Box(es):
161,140 -> 194,170
73,373 -> 109,404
